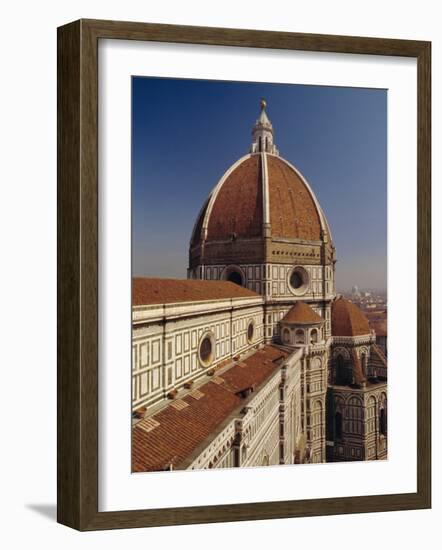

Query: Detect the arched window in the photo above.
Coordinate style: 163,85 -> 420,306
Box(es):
335,411 -> 343,440
313,401 -> 323,439
227,271 -> 243,286
295,329 -> 305,344
310,328 -> 319,344
259,137 -> 262,151
326,393 -> 334,440
348,397 -> 363,434
361,352 -> 368,377
368,396 -> 377,434
379,408 -> 387,436
335,354 -> 350,385
282,328 -> 291,344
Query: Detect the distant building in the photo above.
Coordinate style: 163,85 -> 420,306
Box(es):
131,100 -> 388,471
351,285 -> 361,299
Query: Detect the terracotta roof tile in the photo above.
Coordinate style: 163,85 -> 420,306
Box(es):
132,345 -> 288,472
188,389 -> 204,400
219,347 -> 286,394
282,302 -> 324,325
267,155 -> 322,241
331,297 -> 371,337
193,153 -> 324,248
206,155 -> 263,242
133,277 -> 259,306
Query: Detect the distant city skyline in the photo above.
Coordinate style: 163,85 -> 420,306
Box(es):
132,77 -> 387,291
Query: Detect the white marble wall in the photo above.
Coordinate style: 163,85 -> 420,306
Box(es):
185,347 -> 309,470
330,386 -> 387,461
193,262 -> 335,303
132,297 -> 264,411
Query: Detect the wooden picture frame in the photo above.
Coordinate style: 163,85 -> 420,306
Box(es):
57,18 -> 431,531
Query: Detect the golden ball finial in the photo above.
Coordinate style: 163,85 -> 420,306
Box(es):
260,98 -> 267,110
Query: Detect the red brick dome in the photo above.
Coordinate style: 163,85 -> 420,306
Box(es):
282,302 -> 324,325
331,297 -> 371,337
190,153 -> 325,248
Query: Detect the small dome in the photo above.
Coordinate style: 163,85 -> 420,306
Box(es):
282,302 -> 324,325
331,297 -> 371,337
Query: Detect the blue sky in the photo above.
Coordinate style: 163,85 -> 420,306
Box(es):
132,77 -> 387,292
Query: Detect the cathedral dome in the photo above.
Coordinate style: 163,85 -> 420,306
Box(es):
188,101 -> 335,280
189,100 -> 333,261
331,297 -> 371,337
190,153 -> 326,247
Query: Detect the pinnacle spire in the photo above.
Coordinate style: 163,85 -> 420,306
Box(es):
250,99 -> 279,155
258,98 -> 271,125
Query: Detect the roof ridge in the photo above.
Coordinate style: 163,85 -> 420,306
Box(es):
133,277 -> 260,306
350,348 -> 366,385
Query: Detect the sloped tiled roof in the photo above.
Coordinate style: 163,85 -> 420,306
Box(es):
132,345 -> 288,472
331,297 -> 371,337
281,302 -> 324,325
133,277 -> 259,306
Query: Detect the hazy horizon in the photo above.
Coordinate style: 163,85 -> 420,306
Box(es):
132,78 -> 387,292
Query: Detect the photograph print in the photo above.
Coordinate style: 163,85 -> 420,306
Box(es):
131,78 -> 388,473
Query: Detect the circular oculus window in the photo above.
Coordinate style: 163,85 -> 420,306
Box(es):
199,333 -> 214,367
289,266 -> 309,295
247,321 -> 255,343
223,265 -> 245,287
227,270 -> 243,286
